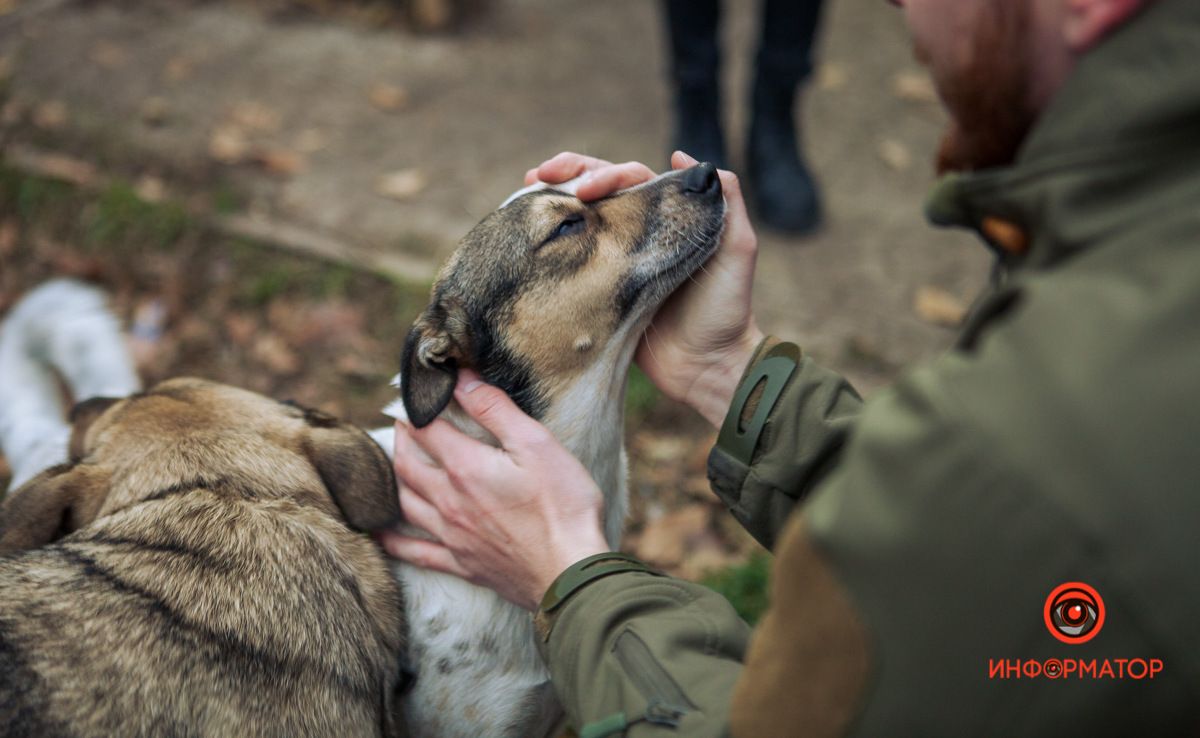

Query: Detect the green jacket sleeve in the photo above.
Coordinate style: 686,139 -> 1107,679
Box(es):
707,338 -> 863,551
535,568 -> 749,738
531,339 -> 864,737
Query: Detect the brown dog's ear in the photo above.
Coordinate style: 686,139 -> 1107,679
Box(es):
304,421 -> 402,531
401,300 -> 472,428
0,463 -> 111,553
68,396 -> 121,461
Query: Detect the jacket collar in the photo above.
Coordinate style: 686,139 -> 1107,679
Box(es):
925,0 -> 1200,270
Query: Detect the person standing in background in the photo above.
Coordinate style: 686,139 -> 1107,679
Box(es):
663,0 -> 826,234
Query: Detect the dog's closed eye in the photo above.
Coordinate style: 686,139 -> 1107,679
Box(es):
537,214 -> 586,250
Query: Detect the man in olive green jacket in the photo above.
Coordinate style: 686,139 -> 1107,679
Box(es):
380,0 -> 1200,734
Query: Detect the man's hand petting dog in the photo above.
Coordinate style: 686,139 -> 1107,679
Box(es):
377,368 -> 610,611
381,151 -> 763,611
531,150 -> 766,428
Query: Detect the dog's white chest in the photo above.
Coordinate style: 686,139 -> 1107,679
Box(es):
371,383 -> 628,738
394,564 -> 559,738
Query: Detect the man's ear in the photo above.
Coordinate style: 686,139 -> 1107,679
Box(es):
68,396 -> 121,461
0,463 -> 111,553
1064,0 -> 1147,52
303,419 -> 402,531
400,300 -> 472,428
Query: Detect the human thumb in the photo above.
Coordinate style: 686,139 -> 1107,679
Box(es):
453,369 -> 535,446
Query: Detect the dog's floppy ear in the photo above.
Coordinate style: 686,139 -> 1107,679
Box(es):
0,463 -> 111,553
68,396 -> 121,461
303,415 -> 402,531
401,299 -> 472,428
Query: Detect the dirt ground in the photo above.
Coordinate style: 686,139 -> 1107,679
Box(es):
0,0 -> 994,599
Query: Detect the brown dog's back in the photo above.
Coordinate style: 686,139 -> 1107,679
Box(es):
0,379 -> 407,737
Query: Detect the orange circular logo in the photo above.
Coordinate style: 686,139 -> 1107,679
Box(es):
1044,582 -> 1105,644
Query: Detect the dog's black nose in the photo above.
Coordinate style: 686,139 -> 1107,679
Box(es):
682,162 -> 721,197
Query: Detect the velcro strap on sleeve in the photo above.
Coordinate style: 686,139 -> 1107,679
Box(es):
716,340 -> 801,465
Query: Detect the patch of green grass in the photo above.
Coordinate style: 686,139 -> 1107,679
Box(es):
246,265 -> 294,305
212,183 -> 243,215
702,551 -> 772,625
12,171 -> 74,223
625,364 -> 660,423
317,263 -> 355,299
84,181 -> 189,250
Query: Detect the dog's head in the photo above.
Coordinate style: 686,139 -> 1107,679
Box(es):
0,378 -> 399,553
401,163 -> 725,427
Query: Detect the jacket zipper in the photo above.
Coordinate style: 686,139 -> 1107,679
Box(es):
612,629 -> 695,727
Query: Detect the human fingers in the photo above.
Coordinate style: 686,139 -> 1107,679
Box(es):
524,167 -> 540,185
375,533 -> 471,579
573,161 -> 658,201
453,369 -> 549,450
671,150 -> 700,170
406,415 -> 497,475
535,152 -> 614,184
397,487 -> 444,540
715,169 -> 758,260
392,421 -> 454,499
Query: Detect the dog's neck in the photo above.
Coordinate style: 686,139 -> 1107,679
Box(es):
389,330 -> 638,548
532,332 -> 637,547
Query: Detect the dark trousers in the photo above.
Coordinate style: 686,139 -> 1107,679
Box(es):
663,0 -> 827,95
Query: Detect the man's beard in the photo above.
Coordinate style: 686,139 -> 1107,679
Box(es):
925,1 -> 1038,174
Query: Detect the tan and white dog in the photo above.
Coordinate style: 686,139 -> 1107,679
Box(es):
0,162 -> 725,738
0,284 -> 408,737
371,162 -> 726,737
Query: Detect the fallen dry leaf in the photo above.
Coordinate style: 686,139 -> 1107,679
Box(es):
369,83 -> 409,112
636,504 -> 712,567
209,126 -> 249,164
32,100 -> 68,130
253,148 -> 306,176
678,542 -> 741,582
877,138 -> 913,171
163,55 -> 194,83
335,353 -> 384,379
409,0 -> 455,31
0,220 -> 17,257
134,175 -> 167,203
914,286 -> 968,327
375,169 -> 427,201
252,334 -> 301,375
223,313 -> 258,348
640,435 -> 690,463
25,152 -> 97,187
229,101 -> 281,133
892,71 -> 939,104
89,41 -> 129,69
140,97 -> 171,127
294,128 -> 327,154
175,316 -> 214,346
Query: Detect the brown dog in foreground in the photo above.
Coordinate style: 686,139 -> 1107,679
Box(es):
0,378 -> 408,737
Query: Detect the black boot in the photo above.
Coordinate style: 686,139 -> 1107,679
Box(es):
746,0 -> 826,235
662,0 -> 727,169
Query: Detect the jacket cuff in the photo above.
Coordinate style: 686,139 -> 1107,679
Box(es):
535,569 -> 749,737
535,553 -> 664,641
707,337 -> 802,550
